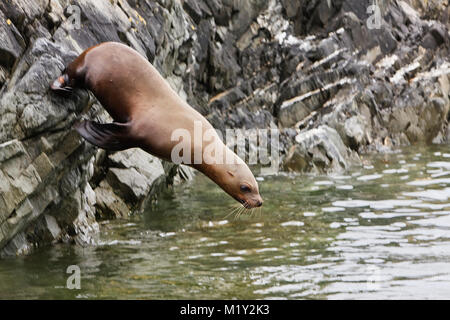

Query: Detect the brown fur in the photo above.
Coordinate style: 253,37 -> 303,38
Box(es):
51,42 -> 263,208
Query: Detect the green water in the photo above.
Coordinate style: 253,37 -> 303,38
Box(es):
2,145 -> 450,299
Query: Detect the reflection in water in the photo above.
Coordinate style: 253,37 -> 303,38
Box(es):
1,145 -> 450,299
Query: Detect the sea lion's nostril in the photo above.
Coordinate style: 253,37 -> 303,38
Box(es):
256,200 -> 263,207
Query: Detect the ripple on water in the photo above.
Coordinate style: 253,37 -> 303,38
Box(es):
330,222 -> 342,229
158,232 -> 176,238
98,240 -> 142,246
403,188 -> 450,201
383,168 -> 409,174
333,199 -> 422,210
336,185 -> 354,190
322,207 -> 345,212
281,221 -> 305,227
357,174 -> 383,181
4,146 -> 450,299
359,211 -> 425,219
210,253 -> 227,257
431,171 -> 450,178
427,162 -> 450,170
314,180 -> 334,186
223,257 -> 245,262
411,214 -> 450,228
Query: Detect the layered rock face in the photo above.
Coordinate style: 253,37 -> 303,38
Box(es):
0,0 -> 448,255
0,0 -> 192,255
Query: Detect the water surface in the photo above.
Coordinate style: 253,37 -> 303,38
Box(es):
2,145 -> 450,299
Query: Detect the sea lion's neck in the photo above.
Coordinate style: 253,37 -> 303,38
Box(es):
194,162 -> 222,182
192,145 -> 239,189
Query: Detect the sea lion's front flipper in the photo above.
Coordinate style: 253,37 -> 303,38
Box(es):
75,120 -> 135,151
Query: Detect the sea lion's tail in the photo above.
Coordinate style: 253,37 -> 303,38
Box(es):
75,120 -> 134,151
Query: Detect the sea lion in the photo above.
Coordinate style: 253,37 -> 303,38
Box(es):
51,42 -> 263,209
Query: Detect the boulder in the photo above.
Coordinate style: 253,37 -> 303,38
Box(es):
284,125 -> 360,173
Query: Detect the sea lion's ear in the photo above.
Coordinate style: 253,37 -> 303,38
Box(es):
227,171 -> 235,177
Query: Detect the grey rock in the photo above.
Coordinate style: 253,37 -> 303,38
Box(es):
278,100 -> 311,128
206,0 -> 232,26
94,181 -> 129,220
0,10 -> 25,69
108,148 -> 166,190
106,167 -> 149,203
397,1 -> 421,24
230,0 -> 268,37
422,23 -> 448,49
284,125 -> 360,173
0,140 -> 25,163
280,0 -> 300,19
343,115 -> 369,149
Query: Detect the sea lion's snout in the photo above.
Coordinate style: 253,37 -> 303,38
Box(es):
240,195 -> 263,209
252,195 -> 263,208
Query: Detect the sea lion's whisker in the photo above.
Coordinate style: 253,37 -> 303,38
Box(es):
240,206 -> 248,219
238,206 -> 245,219
236,207 -> 245,219
236,208 -> 242,220
225,205 -> 241,219
235,206 -> 245,220
230,205 -> 242,220
225,205 -> 243,219
224,210 -> 233,220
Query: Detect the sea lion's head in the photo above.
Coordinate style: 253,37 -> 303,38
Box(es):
198,141 -> 264,209
219,161 -> 263,209
228,167 -> 263,209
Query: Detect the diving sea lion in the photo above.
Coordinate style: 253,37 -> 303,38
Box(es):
51,42 -> 263,209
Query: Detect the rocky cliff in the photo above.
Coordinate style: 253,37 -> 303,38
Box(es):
0,0 -> 448,256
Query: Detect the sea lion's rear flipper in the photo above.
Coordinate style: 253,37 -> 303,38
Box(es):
75,120 -> 135,151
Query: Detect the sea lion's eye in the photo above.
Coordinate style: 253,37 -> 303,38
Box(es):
240,185 -> 251,193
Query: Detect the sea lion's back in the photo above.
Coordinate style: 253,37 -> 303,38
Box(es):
85,42 -> 173,103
